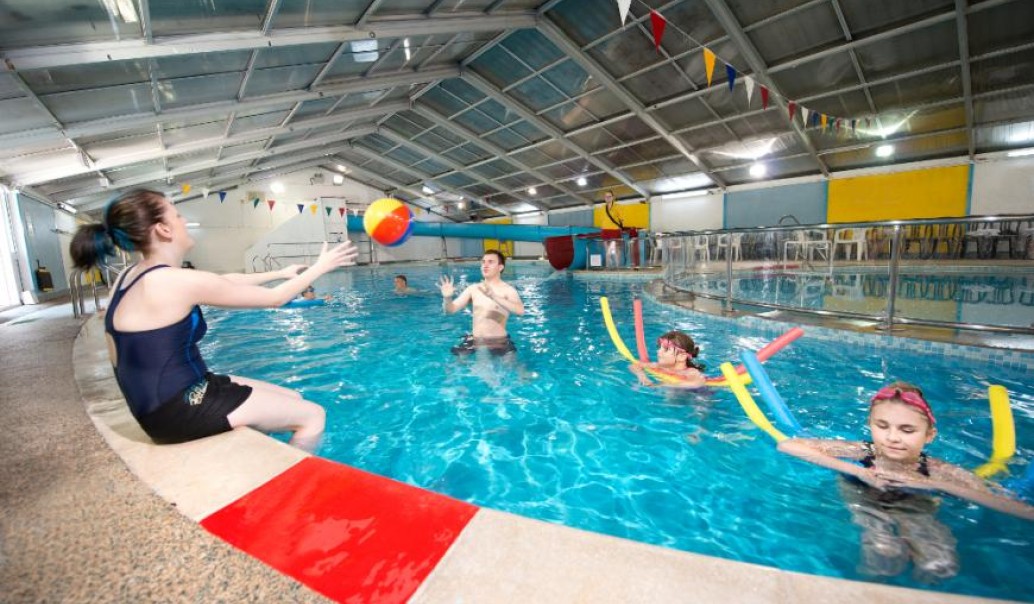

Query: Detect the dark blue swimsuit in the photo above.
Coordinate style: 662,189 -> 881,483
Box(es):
105,265 -> 252,443
106,265 -> 208,417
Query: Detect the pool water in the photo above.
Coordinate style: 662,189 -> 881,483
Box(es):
683,268 -> 1034,328
202,263 -> 1034,601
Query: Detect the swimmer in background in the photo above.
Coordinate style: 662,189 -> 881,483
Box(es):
629,330 -> 706,388
299,286 -> 331,302
394,274 -> 414,294
778,382 -> 1034,582
437,250 -> 525,355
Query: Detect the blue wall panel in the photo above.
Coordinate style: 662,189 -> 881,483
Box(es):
548,209 -> 594,228
724,181 -> 828,228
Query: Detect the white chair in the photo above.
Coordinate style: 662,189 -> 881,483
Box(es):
833,228 -> 868,261
716,233 -> 743,261
691,235 -> 710,263
783,229 -> 830,263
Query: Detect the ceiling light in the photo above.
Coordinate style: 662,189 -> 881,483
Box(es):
528,186 -> 538,195
422,185 -> 433,195
403,38 -> 412,62
749,163 -> 767,178
876,144 -> 895,158
98,176 -> 111,188
270,181 -> 285,193
576,176 -> 588,187
332,174 -> 344,185
1007,148 -> 1034,158
351,39 -> 379,63
56,202 -> 78,215
186,222 -> 201,228
336,164 -> 347,171
712,137 -> 777,160
457,201 -> 465,209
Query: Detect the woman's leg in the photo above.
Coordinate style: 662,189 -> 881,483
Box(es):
226,375 -> 325,451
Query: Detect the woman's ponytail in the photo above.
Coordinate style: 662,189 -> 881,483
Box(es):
70,223 -> 114,269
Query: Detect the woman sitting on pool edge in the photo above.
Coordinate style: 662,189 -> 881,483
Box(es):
70,189 -> 358,452
778,382 -> 1034,582
629,330 -> 706,388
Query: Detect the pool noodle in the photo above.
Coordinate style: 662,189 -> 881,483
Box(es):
282,298 -> 327,308
633,299 -> 650,363
705,327 -> 804,386
975,385 -> 1016,479
600,297 -> 682,384
740,350 -> 804,436
720,362 -> 787,443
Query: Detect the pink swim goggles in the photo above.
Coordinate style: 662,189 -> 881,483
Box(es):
657,337 -> 693,357
870,386 -> 936,425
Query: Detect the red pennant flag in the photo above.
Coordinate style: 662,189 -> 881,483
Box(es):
835,118 -> 841,131
338,207 -> 346,217
649,10 -> 667,51
296,204 -> 304,213
267,200 -> 275,211
760,86 -> 769,109
787,101 -> 797,122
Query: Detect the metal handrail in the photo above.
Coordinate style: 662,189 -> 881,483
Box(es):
660,213 -> 1034,336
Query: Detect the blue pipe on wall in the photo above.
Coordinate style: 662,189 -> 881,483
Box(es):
345,215 -> 598,242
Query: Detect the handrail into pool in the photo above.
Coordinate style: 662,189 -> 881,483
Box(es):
657,213 -> 1034,335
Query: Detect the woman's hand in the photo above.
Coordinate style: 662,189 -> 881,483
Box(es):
314,241 -> 358,272
437,275 -> 456,298
279,264 -> 305,280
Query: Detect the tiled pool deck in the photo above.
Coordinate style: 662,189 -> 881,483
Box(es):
13,298 -> 1014,602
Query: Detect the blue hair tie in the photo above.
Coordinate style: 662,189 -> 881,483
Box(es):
92,229 -> 115,259
109,226 -> 135,252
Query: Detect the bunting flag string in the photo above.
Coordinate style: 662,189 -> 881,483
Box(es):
325,207 -> 333,217
201,187 -> 210,200
309,204 -> 318,215
181,184 -> 191,195
267,200 -> 276,211
218,191 -> 227,203
252,198 -> 260,209
338,207 -> 346,218
296,204 -> 304,213
612,0 -> 893,142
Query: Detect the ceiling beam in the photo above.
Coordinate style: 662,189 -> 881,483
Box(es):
462,70 -> 650,198
409,103 -> 597,205
0,67 -> 457,148
347,144 -> 510,216
954,0 -> 976,159
376,127 -> 550,211
701,0 -> 830,177
0,13 -> 537,71
538,19 -> 726,189
261,0 -> 284,35
14,103 -> 391,186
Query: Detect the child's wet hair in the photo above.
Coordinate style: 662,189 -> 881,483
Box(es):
660,330 -> 704,370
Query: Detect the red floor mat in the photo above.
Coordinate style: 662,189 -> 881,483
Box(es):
201,457 -> 478,603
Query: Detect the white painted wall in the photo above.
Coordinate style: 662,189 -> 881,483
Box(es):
649,191 -> 724,231
971,156 -> 1034,215
512,212 -> 547,258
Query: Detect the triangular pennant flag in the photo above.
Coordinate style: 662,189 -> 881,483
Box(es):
820,114 -> 828,130
297,204 -> 304,213
835,118 -> 841,132
325,207 -> 332,216
201,187 -> 210,199
252,198 -> 260,209
725,64 -> 737,92
617,0 -> 631,25
744,76 -> 755,105
267,200 -> 275,211
649,10 -> 667,51
181,183 -> 191,195
338,207 -> 346,218
801,107 -> 811,127
218,191 -> 227,203
851,119 -> 857,133
703,48 -> 717,87
310,204 -> 318,215
787,101 -> 797,122
760,86 -> 769,109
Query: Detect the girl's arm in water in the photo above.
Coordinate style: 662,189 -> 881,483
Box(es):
778,438 -> 885,487
889,459 -> 1034,521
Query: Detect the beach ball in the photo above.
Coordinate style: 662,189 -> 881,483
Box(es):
363,198 -> 413,247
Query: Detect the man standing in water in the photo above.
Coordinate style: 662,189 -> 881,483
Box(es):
437,250 -> 525,355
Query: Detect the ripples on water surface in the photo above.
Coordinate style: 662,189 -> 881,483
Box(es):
202,263 -> 1034,601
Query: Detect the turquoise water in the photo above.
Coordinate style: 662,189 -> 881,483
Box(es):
202,263 -> 1034,601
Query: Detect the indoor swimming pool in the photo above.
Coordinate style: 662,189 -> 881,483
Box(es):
200,263 -> 1034,600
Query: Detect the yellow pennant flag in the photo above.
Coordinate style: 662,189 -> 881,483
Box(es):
820,114 -> 828,130
703,48 -> 716,87
182,183 -> 191,195
310,204 -> 318,215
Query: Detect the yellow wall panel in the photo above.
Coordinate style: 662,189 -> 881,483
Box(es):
483,218 -> 513,257
594,202 -> 650,229
827,165 -> 969,223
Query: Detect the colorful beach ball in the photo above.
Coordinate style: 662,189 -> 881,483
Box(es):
363,198 -> 413,247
